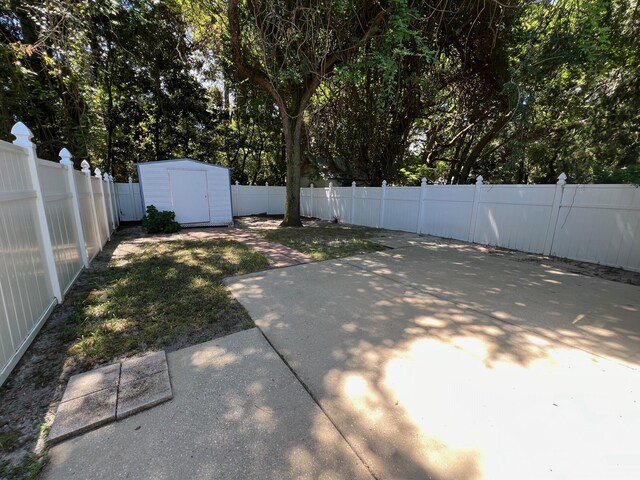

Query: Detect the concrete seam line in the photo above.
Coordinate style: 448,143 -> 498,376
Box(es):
342,256 -> 637,372
256,327 -> 381,480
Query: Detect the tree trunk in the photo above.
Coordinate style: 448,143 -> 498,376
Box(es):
280,111 -> 303,226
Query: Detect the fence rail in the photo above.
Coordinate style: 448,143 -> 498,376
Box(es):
232,176 -> 640,272
1,122 -> 119,386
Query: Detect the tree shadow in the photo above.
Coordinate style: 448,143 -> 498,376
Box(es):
44,329 -> 375,479
225,250 -> 640,479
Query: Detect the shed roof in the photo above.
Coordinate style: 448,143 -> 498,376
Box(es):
135,158 -> 229,170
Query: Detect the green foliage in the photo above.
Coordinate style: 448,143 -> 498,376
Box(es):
1,0 -> 638,187
141,205 -> 181,234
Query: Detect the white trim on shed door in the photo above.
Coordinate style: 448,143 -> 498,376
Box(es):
169,169 -> 210,223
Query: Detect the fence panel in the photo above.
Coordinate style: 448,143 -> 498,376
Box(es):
421,185 -> 475,240
103,177 -> 114,232
332,187 -> 353,224
384,187 -> 421,232
116,181 -> 144,221
300,187 -> 312,217
233,185 -> 268,215
0,141 -> 56,385
352,187 -> 382,227
312,187 -> 333,220
551,185 -> 640,270
36,159 -> 83,293
473,185 -> 556,254
92,176 -> 109,244
75,170 -> 100,260
267,186 -> 286,215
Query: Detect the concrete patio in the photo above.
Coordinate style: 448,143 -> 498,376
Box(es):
225,238 -> 640,479
44,236 -> 640,479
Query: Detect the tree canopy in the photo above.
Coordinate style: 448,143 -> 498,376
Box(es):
1,1 -> 638,206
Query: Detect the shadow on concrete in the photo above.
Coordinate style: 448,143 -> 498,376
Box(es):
226,248 -> 640,479
45,329 -> 373,479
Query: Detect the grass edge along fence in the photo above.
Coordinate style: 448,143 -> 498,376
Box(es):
0,122 -> 119,386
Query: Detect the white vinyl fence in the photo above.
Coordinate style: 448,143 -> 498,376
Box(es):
232,175 -> 640,272
231,181 -> 286,216
116,178 -> 144,221
1,122 -> 119,385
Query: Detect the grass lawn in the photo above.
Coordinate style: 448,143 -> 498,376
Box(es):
0,231 -> 269,479
257,222 -> 386,261
60,238 -> 269,365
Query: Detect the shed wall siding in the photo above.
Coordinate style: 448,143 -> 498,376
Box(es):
138,160 -> 232,226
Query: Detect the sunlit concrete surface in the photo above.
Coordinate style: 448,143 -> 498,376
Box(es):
346,241 -> 640,367
226,247 -> 640,480
44,329 -> 373,480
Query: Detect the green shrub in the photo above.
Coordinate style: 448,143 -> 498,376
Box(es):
141,205 -> 181,234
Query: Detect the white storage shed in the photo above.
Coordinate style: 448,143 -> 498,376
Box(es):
137,159 -> 233,226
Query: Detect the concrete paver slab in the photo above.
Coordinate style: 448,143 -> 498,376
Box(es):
60,363 -> 120,403
120,351 -> 167,385
49,387 -> 117,445
226,255 -> 640,480
117,369 -> 172,420
44,329 -> 373,480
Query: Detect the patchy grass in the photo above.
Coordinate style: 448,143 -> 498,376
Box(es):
0,452 -> 48,480
0,229 -> 270,478
259,224 -> 386,261
60,238 -> 269,365
0,431 -> 21,453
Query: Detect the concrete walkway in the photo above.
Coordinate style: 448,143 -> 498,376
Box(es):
226,243 -> 640,480
44,329 -> 372,480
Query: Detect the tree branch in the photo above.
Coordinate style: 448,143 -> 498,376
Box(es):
227,0 -> 286,112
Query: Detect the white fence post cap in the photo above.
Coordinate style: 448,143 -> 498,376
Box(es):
329,181 -> 334,188
476,175 -> 484,185
265,181 -> 269,186
352,181 -> 356,187
94,167 -> 102,178
382,180 -> 387,187
128,176 -> 133,183
103,172 -> 109,181
59,148 -> 73,166
310,183 -> 314,188
11,121 -> 34,148
81,160 -> 91,174
109,174 -> 114,182
235,180 -> 239,185
421,177 -> 427,187
557,173 -> 567,185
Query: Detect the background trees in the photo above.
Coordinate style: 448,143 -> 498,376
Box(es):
1,0 -> 637,195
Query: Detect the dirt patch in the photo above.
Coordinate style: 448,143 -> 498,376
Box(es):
483,245 -> 640,286
236,215 -> 354,231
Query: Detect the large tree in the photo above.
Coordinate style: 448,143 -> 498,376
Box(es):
222,0 -> 388,225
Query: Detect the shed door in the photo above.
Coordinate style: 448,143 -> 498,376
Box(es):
169,169 -> 210,223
